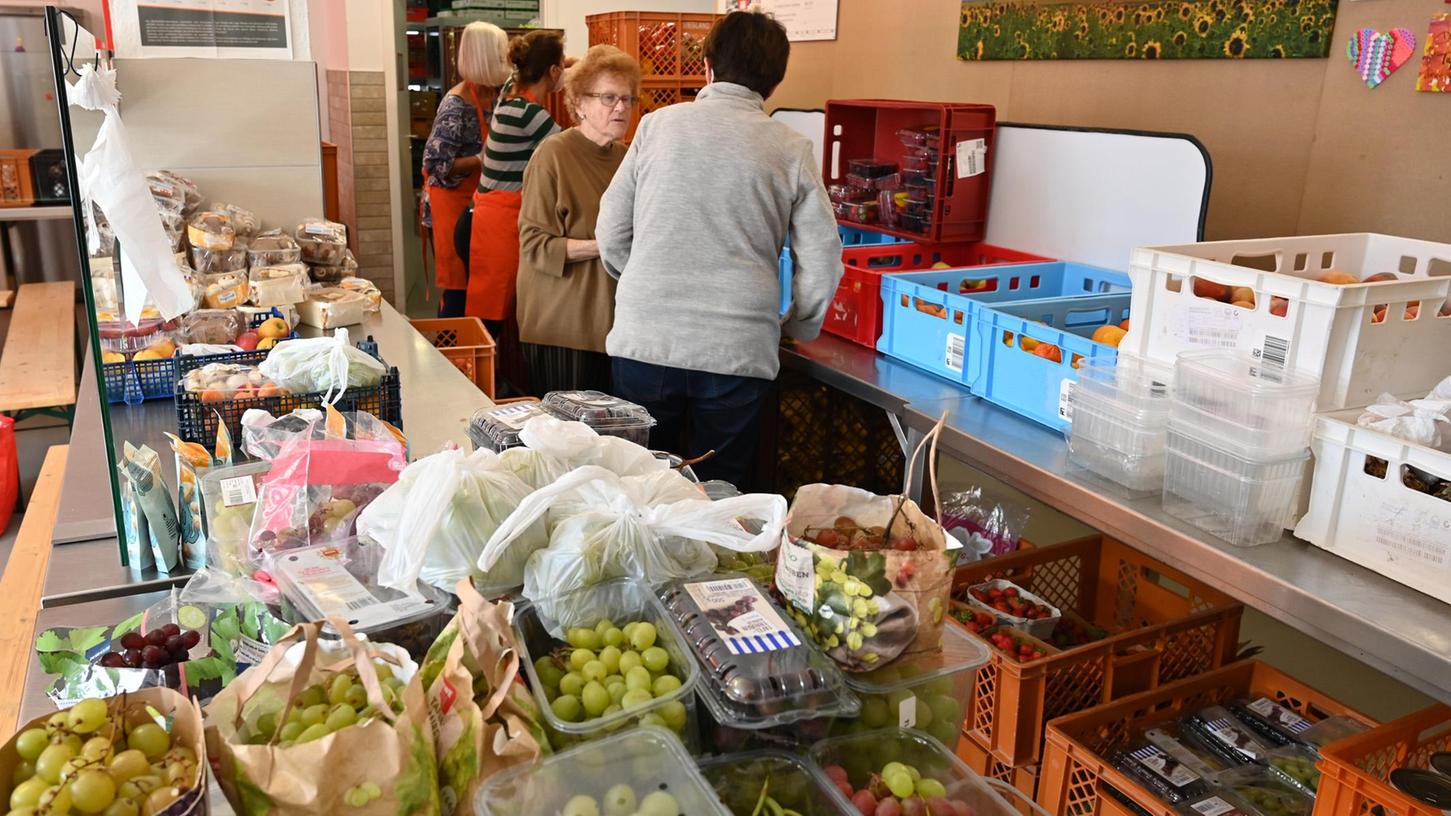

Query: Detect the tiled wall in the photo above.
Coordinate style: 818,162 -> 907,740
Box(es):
325,69 -> 396,303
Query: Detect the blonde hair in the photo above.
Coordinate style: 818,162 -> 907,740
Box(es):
564,45 -> 642,114
457,22 -> 510,86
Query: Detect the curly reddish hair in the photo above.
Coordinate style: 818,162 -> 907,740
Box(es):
564,45 -> 642,115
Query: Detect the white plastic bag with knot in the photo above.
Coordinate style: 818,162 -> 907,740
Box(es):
258,328 -> 385,401
360,447 -> 546,595
517,415 -> 664,476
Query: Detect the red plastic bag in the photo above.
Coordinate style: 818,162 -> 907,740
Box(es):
0,415 -> 17,536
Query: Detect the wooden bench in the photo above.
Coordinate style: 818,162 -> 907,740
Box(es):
0,282 -> 76,423
0,445 -> 68,738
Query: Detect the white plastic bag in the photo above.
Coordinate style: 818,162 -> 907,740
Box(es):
360,448 -> 546,595
543,468 -> 702,532
478,467 -> 786,627
258,328 -> 385,401
517,415 -> 664,476
1358,391 -> 1451,450
496,446 -> 570,491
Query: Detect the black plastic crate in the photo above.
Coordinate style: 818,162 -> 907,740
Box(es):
175,365 -> 402,450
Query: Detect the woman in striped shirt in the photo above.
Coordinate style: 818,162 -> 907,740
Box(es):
466,30 -> 565,331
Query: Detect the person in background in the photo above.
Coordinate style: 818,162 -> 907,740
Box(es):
421,21 -> 510,318
516,45 -> 641,395
468,30 -> 565,343
596,11 -> 843,488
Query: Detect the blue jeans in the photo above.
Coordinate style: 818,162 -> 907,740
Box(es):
610,358 -> 773,488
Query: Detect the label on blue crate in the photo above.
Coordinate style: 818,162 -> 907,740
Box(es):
955,138 -> 988,179
1248,698 -> 1311,734
1058,379 -> 1076,423
685,578 -> 800,655
945,333 -> 965,372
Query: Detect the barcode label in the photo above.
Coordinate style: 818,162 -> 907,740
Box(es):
1256,334 -> 1290,369
945,334 -> 965,372
956,138 -> 988,179
218,475 -> 257,507
1191,797 -> 1240,816
345,597 -> 375,611
1059,379 -> 1076,422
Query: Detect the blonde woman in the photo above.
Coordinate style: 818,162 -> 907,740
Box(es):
421,21 -> 510,317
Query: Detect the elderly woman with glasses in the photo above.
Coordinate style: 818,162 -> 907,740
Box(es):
515,44 -> 642,395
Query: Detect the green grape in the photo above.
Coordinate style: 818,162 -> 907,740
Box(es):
551,694 -> 583,722
608,684 -> 628,705
651,675 -> 681,697
126,724 -> 169,760
638,713 -> 667,729
558,672 -> 585,697
144,787 -> 176,815
571,628 -> 601,651
562,794 -> 599,816
277,722 -> 304,743
580,682 -> 610,717
884,770 -> 915,798
12,760 -> 35,787
128,774 -> 162,795
638,791 -> 679,816
60,756 -> 91,784
597,646 -> 622,675
116,782 -> 141,802
328,674 -> 353,706
568,649 -> 595,672
343,788 -> 368,808
103,798 -> 140,816
35,743 -> 78,784
70,768 -> 118,813
298,685 -> 325,709
917,778 -> 948,799
860,696 -> 889,728
16,729 -> 49,762
601,627 -> 625,648
602,783 -> 635,816
107,751 -> 148,783
629,622 -> 657,651
658,700 -> 687,731
38,784 -> 73,814
59,734 -> 82,756
284,705 -> 304,725
618,650 -> 643,675
581,660 -> 607,684
536,661 -> 565,690
46,711 -> 69,735
325,705 -> 358,731
9,777 -> 47,810
67,699 -> 109,735
382,676 -> 404,696
300,704 -> 327,728
165,761 -> 194,785
602,704 -> 622,718
343,685 -> 367,710
296,723 -> 331,743
625,667 -> 652,692
166,747 -> 195,767
254,713 -> 278,740
620,689 -> 652,710
640,647 -> 669,674
593,619 -> 615,636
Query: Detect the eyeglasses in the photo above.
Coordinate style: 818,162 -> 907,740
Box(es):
583,92 -> 638,108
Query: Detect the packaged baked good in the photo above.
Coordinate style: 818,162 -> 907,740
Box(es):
199,269 -> 251,309
295,217 -> 348,264
336,276 -> 382,310
248,263 -> 309,308
211,202 -> 258,241
247,228 -> 302,266
147,169 -> 202,215
181,363 -> 285,400
188,210 -> 235,251
297,287 -> 370,330
178,309 -> 247,345
306,248 -> 359,283
191,246 -> 248,275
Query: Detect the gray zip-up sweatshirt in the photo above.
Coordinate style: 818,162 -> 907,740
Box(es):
597,82 -> 844,381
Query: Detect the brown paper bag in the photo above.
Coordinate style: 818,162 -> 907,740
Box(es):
421,581 -> 548,815
779,416 -> 954,669
205,620 -> 441,816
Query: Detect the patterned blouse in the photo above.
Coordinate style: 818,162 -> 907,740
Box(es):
421,91 -> 487,227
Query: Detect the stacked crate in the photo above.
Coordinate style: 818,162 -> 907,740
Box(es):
586,11 -> 722,140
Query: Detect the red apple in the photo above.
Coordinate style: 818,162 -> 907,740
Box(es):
235,331 -> 260,350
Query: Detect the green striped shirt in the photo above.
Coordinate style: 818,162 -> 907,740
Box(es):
478,97 -> 559,193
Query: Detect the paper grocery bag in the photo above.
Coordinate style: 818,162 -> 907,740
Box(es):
205,620 -> 441,816
421,581 -> 548,815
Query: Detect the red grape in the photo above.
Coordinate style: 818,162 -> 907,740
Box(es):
165,635 -> 185,653
120,632 -> 146,651
824,765 -> 849,786
902,797 -> 927,816
145,629 -> 167,647
99,652 -> 125,668
875,799 -> 903,816
180,630 -> 202,649
140,645 -> 166,667
951,801 -> 975,816
161,623 -> 181,638
852,789 -> 879,815
123,649 -> 142,668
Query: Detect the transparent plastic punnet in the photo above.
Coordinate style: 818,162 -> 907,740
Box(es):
515,577 -> 701,750
467,399 -> 549,452
1162,428 -> 1309,548
475,726 -> 728,816
699,750 -> 855,816
541,390 -> 657,446
809,727 -> 1022,816
1171,351 -> 1320,456
657,574 -> 858,749
1069,399 -> 1170,493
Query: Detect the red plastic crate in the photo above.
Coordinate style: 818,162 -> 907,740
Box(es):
825,242 -> 1050,347
824,99 -> 997,243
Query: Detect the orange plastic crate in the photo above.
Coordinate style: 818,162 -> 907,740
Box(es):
1037,660 -> 1374,816
586,11 -> 721,80
957,732 -> 1041,816
950,535 -> 1243,767
1317,705 -> 1451,816
410,317 -> 496,398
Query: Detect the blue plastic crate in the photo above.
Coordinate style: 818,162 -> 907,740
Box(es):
875,261 -> 1130,387
779,226 -> 908,317
967,292 -> 1131,431
101,309 -> 296,406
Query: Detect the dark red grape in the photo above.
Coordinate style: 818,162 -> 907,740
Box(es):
140,645 -> 166,667
123,649 -> 142,668
180,630 -> 202,649
144,629 -> 167,647
164,634 -> 185,652
161,623 -> 181,638
120,631 -> 146,651
99,652 -> 126,668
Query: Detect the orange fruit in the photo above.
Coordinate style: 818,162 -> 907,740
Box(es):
1032,343 -> 1062,363
199,388 -> 226,403
1090,325 -> 1127,348
1020,337 -> 1041,352
1193,278 -> 1232,302
1119,318 -> 1130,331
1317,271 -> 1360,285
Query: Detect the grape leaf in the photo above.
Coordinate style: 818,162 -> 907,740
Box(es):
33,628 -> 68,652
111,612 -> 145,639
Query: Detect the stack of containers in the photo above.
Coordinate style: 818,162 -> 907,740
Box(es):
1161,350 -> 1320,547
1066,356 -> 1175,494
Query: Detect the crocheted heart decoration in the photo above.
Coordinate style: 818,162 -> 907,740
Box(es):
1347,27 -> 1417,88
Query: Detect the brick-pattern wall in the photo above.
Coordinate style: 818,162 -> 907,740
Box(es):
327,69 -> 397,304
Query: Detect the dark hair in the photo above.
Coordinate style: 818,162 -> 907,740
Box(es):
508,30 -> 564,85
703,11 -> 790,98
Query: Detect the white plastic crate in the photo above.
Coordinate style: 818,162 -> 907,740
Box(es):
1162,428 -> 1310,547
1294,409 -> 1451,605
1121,234 -> 1451,411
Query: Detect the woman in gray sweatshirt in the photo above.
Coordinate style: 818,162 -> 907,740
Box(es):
596,10 -> 844,487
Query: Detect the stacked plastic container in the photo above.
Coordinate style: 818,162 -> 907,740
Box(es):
1161,351 -> 1320,547
1067,356 -> 1175,493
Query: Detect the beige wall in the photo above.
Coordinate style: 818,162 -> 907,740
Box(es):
770,0 -> 1451,244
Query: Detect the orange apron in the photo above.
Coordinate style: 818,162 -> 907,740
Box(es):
466,188 -> 524,320
423,85 -> 489,293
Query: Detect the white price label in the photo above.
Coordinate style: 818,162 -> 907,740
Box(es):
775,539 -> 816,613
684,578 -> 800,655
898,693 -> 918,728
273,549 -> 433,630
1248,697 -> 1311,734
489,402 -> 544,431
218,475 -> 258,508
956,138 -> 988,179
1170,302 -> 1245,349
1191,797 -> 1240,816
233,635 -> 270,665
1130,745 -> 1201,788
1058,379 -> 1076,423
945,333 -> 965,373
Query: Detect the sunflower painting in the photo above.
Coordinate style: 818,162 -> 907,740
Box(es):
958,0 -> 1338,60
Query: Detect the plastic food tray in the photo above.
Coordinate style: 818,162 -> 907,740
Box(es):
699,750 -> 856,816
809,727 -> 1024,816
1171,350 -> 1320,456
1162,428 -> 1310,548
1068,399 -> 1170,493
466,399 -> 548,452
541,390 -> 655,447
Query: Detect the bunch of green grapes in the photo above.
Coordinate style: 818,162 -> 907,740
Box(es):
831,671 -> 963,747
235,662 -> 406,748
785,553 -> 884,659
533,619 -> 688,747
7,696 -> 199,816
714,552 -> 775,587
560,785 -> 679,816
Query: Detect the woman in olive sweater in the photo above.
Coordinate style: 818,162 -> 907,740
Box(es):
516,45 -> 641,395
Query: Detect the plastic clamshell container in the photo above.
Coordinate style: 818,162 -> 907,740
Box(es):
541,390 -> 656,447
294,217 -> 348,265
515,577 -> 701,751
967,292 -> 1133,431
810,727 -> 1021,816
475,726 -> 728,816
1162,428 -> 1310,548
1207,765 -> 1315,816
1074,355 -> 1174,418
699,750 -> 855,816
1069,398 -> 1170,493
657,574 -> 858,752
1120,234 -> 1451,412
467,399 -> 548,452
1171,350 -> 1320,457
876,261 -> 1130,393
247,229 -> 302,266
1294,408 -> 1451,607
190,246 -> 247,274
197,460 -> 272,577
963,578 -> 1062,640
307,248 -> 359,283
833,623 -> 991,750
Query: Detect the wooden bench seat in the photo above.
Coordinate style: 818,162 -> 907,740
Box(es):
0,282 -> 76,423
